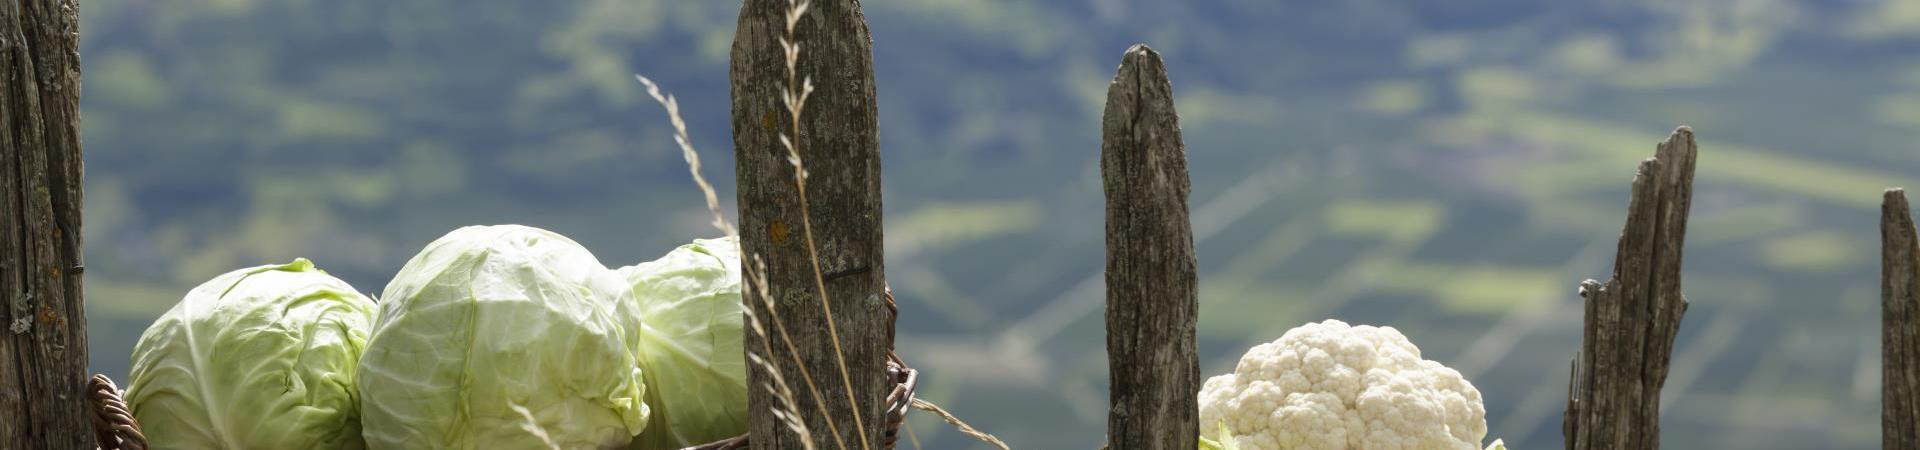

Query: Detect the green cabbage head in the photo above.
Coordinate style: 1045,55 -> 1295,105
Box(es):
125,258 -> 376,450
357,225 -> 649,450
617,237 -> 748,449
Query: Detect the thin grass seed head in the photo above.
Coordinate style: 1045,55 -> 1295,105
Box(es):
743,264 -> 821,450
635,74 -> 736,237
742,261 -> 826,448
746,250 -> 848,450
770,3 -> 866,445
781,39 -> 801,73
509,404 -> 563,450
785,2 -> 810,31
798,78 -> 814,114
781,77 -> 798,109
639,18 -> 842,444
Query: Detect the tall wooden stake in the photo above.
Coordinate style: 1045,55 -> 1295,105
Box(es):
732,0 -> 889,448
1101,44 -> 1199,450
1883,188 -> 1919,450
0,0 -> 90,447
1565,127 -> 1696,450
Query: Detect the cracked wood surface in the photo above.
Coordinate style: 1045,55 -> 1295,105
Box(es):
1,0 -> 89,447
1565,127 -> 1695,450
731,0 -> 889,448
1102,44 -> 1198,450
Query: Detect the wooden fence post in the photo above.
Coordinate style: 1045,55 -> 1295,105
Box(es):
1882,188 -> 1920,450
1101,44 -> 1199,450
0,0 -> 91,448
1564,127 -> 1696,450
731,0 -> 890,449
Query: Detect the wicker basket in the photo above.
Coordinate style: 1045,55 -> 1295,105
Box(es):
662,286 -> 921,450
682,356 -> 918,450
89,375 -> 146,450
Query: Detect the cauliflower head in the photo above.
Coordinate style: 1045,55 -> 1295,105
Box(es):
1198,320 -> 1488,450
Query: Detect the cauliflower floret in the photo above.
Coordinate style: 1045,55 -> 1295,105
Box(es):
1198,320 -> 1489,450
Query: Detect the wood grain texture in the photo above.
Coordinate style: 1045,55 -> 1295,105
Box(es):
730,0 -> 889,448
1883,189 -> 1919,450
1101,44 -> 1198,450
0,0 -> 90,447
1564,127 -> 1695,450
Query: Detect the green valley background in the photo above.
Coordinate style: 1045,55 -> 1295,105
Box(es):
80,1 -> 1920,448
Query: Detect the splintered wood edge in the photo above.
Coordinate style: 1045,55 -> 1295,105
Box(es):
1566,127 -> 1697,450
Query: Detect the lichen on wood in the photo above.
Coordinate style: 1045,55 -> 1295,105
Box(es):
731,0 -> 890,448
1,0 -> 90,447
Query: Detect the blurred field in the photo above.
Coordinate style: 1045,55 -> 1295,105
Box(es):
80,1 -> 1920,448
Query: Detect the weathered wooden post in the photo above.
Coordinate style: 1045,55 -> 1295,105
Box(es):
1882,188 -> 1920,450
1564,127 -> 1696,450
1101,44 -> 1199,450
0,0 -> 91,447
732,0 -> 890,449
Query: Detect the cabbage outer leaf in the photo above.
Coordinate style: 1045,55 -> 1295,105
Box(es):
619,237 -> 748,450
357,225 -> 649,450
126,258 -> 376,450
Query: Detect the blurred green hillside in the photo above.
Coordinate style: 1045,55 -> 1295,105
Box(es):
80,1 -> 1920,448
